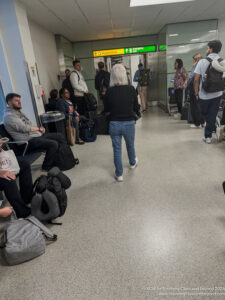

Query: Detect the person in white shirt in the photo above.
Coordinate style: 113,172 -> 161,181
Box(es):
194,40 -> 225,144
70,59 -> 88,115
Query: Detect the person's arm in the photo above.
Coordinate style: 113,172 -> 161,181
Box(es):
194,74 -> 201,100
5,114 -> 41,133
0,207 -> 13,218
194,61 -> 202,100
133,71 -> 139,83
132,87 -> 140,114
182,68 -> 189,89
104,90 -> 110,113
70,72 -> 87,93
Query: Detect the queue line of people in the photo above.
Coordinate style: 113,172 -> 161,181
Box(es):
174,40 -> 225,144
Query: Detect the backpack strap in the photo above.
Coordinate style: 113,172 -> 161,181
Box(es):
71,70 -> 80,82
26,216 -> 57,241
206,57 -> 213,63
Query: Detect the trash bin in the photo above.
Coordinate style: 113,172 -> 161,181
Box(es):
40,111 -> 66,139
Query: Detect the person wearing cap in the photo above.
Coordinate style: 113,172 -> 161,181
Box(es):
0,138 -> 32,218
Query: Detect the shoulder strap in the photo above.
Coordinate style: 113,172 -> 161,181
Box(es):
26,216 -> 57,240
71,70 -> 80,82
218,58 -> 223,63
206,57 -> 213,63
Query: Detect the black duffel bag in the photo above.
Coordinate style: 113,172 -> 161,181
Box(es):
53,143 -> 79,171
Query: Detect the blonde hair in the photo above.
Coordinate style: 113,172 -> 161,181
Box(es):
193,53 -> 203,64
110,64 -> 128,87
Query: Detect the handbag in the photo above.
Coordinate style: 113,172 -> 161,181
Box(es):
66,117 -> 76,146
0,148 -> 20,175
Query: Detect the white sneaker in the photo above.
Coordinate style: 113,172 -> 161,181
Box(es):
190,124 -> 197,128
216,126 -> 224,142
130,157 -> 139,169
174,113 -> 181,119
115,175 -> 123,182
203,137 -> 212,144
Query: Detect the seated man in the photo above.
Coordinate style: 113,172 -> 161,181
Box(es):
4,93 -> 66,171
0,141 -> 32,218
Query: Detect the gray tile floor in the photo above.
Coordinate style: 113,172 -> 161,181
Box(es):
1,107 -> 225,300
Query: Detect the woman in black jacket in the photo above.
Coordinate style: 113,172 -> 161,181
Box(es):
104,64 -> 140,182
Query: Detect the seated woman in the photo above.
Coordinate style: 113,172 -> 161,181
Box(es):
0,141 -> 32,218
57,88 -> 85,145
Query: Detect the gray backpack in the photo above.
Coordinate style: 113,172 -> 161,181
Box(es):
0,212 -> 57,265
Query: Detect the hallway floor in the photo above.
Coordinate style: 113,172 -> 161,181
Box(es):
1,108 -> 225,300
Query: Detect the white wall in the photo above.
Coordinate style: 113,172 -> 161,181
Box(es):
15,0 -> 45,116
218,18 -> 225,58
28,19 -> 60,99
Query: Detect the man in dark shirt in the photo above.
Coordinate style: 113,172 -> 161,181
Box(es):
95,62 -> 110,102
62,69 -> 74,101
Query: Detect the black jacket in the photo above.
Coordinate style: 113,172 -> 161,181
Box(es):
104,85 -> 140,121
95,70 -> 110,91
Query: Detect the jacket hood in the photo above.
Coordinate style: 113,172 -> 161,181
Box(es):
212,59 -> 225,73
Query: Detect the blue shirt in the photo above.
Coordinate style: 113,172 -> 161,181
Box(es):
133,70 -> 141,87
194,53 -> 223,100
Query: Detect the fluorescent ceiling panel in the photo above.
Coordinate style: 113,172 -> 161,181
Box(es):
130,0 -> 195,7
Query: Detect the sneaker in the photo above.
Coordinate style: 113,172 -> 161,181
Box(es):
190,124 -> 197,128
115,175 -> 123,182
130,157 -> 139,169
216,126 -> 224,142
174,113 -> 181,119
203,137 -> 212,144
76,140 -> 85,145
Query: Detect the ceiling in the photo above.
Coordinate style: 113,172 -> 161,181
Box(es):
19,0 -> 225,42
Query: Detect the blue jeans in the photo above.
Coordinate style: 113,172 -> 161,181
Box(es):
199,97 -> 221,138
109,121 -> 136,177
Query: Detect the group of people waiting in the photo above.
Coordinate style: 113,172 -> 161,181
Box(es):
173,40 -> 225,144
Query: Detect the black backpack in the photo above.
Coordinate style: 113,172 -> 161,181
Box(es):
53,143 -> 79,171
62,77 -> 74,97
84,93 -> 97,111
31,167 -> 71,225
202,58 -> 225,93
139,69 -> 150,87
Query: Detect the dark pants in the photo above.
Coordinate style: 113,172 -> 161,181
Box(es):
175,88 -> 183,113
72,119 -> 80,142
74,96 -> 87,116
190,94 -> 204,126
27,133 -> 66,170
199,96 -> 221,138
0,159 -> 32,218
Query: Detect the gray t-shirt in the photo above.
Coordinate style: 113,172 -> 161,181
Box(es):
194,53 -> 223,100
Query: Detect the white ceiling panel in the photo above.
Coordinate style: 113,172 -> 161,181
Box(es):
19,0 -> 224,41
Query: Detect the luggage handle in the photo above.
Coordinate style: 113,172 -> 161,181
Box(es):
26,216 -> 57,241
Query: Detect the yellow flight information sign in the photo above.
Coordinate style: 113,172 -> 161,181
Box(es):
93,48 -> 125,57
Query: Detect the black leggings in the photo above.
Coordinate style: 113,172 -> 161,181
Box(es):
175,89 -> 183,113
0,159 -> 32,218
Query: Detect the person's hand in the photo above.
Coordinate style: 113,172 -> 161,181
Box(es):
183,83 -> 187,89
75,116 -> 79,122
0,207 -> 13,218
195,94 -> 199,100
85,90 -> 88,94
0,170 -> 16,181
40,127 -> 46,134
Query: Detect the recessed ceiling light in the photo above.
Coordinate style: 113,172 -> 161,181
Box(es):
130,0 -> 195,7
179,45 -> 185,48
191,38 -> 200,41
208,30 -> 217,33
169,34 -> 179,37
